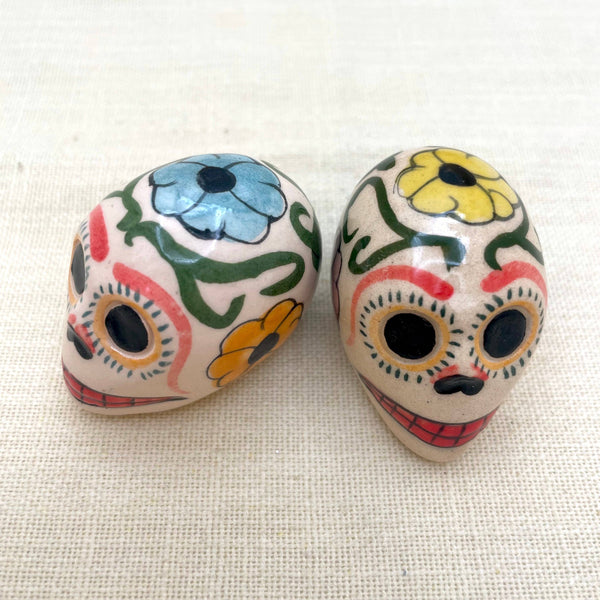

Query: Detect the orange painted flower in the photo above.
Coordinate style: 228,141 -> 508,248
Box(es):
207,299 -> 304,387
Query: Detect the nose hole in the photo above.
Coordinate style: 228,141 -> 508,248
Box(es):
434,375 -> 484,396
67,324 -> 93,360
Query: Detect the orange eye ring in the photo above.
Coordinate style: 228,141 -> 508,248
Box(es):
93,294 -> 162,369
474,300 -> 539,371
368,304 -> 450,372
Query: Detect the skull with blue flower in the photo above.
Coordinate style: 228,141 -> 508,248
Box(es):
61,154 -> 321,414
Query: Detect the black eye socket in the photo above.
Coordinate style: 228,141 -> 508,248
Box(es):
105,304 -> 149,353
483,309 -> 527,358
70,242 -> 86,295
383,312 -> 437,360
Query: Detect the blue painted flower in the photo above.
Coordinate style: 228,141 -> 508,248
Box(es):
150,154 -> 287,244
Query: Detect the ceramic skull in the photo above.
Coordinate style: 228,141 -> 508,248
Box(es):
333,147 -> 546,461
62,154 -> 321,414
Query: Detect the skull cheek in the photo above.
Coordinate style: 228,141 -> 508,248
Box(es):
62,205 -> 186,397
342,278 -> 471,419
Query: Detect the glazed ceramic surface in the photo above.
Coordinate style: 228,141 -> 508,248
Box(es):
332,147 -> 546,461
62,154 -> 321,414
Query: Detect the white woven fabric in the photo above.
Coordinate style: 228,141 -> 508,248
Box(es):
1,0 -> 599,598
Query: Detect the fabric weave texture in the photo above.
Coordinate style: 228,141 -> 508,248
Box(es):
0,1 -> 598,598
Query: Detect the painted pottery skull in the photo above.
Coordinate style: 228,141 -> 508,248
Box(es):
62,154 -> 321,414
333,147 -> 546,461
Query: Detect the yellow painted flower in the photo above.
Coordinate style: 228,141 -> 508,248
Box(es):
207,299 -> 304,387
395,148 -> 520,224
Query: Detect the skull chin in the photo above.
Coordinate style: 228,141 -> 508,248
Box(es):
357,372 -> 497,462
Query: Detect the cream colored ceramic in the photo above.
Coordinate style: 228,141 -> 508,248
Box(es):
332,147 -> 546,461
62,154 -> 321,414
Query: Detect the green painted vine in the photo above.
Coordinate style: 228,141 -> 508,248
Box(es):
483,204 -> 544,270
108,174 -> 305,329
262,160 -> 322,272
342,176 -> 466,273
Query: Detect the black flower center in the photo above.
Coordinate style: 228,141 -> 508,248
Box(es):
438,163 -> 477,187
196,166 -> 237,193
248,332 -> 280,365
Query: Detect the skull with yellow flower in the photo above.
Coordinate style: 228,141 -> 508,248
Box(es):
394,147 -> 520,224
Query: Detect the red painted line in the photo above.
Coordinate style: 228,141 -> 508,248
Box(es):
347,265 -> 454,345
89,205 -> 109,262
430,364 -> 459,383
113,263 -> 191,394
471,363 -> 489,381
481,261 -> 547,302
436,423 -> 464,437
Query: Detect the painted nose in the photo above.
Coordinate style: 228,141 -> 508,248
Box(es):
67,323 -> 93,360
434,375 -> 484,396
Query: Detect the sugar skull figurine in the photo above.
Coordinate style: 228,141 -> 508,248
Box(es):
333,147 -> 546,461
62,154 -> 321,413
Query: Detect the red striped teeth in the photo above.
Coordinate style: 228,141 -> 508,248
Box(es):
359,374 -> 497,448
62,362 -> 185,408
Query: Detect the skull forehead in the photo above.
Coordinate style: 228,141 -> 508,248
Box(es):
345,147 -> 525,270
